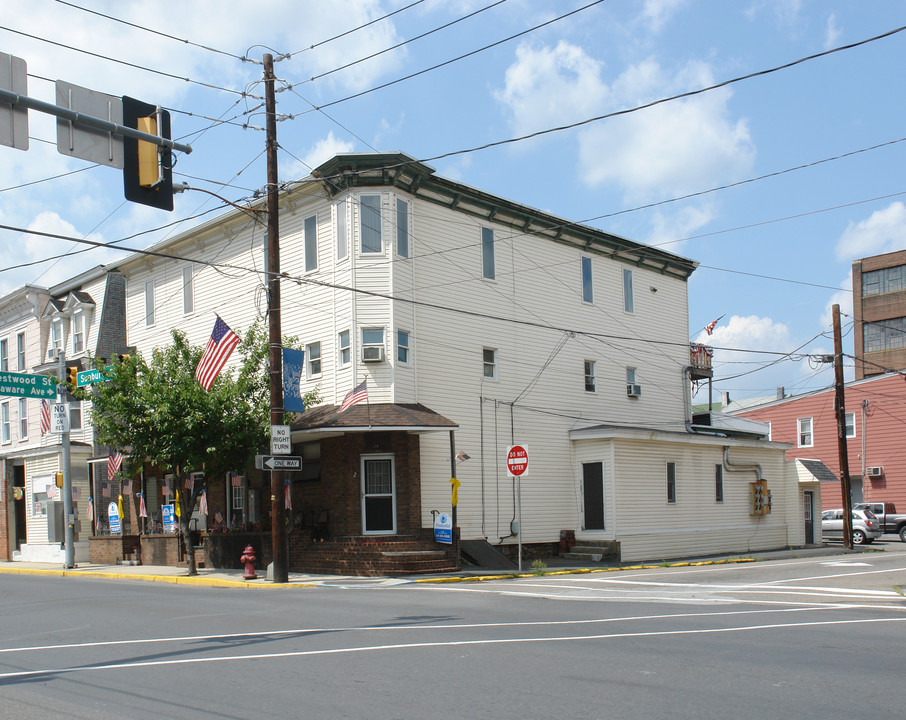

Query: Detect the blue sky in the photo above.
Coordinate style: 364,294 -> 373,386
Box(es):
2,0 -> 905,403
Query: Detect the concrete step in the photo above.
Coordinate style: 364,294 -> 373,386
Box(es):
562,551 -> 604,562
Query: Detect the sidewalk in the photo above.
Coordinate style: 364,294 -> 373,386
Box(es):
0,543 -> 862,588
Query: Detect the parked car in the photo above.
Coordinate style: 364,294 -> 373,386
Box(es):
853,502 -> 906,542
821,509 -> 882,545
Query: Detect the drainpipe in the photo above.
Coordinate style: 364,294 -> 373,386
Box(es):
682,365 -> 694,432
861,399 -> 869,477
722,446 -> 762,482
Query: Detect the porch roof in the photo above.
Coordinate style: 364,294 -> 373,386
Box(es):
289,403 -> 458,439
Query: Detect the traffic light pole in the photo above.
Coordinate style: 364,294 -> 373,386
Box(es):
264,54 -> 288,583
58,351 -> 75,568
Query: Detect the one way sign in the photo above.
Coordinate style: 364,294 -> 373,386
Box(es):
255,455 -> 302,471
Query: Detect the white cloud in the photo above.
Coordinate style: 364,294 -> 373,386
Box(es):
820,271 -> 853,330
834,202 -> 906,261
640,0 -> 688,33
824,12 -> 842,49
284,132 -> 355,179
646,202 -> 716,251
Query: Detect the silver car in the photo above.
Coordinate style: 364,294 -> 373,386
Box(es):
821,508 -> 882,545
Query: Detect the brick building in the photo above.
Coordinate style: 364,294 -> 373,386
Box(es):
853,249 -> 906,380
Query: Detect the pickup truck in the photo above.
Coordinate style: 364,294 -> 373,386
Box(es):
853,502 -> 906,542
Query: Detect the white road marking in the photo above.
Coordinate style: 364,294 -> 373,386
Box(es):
2,616 -> 903,680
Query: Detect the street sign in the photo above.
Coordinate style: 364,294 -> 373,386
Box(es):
0,53 -> 28,150
76,367 -> 113,387
271,425 -> 291,455
50,403 -> 70,433
256,455 -> 302,471
55,81 -> 124,168
434,512 -> 453,545
506,444 -> 529,477
0,371 -> 57,399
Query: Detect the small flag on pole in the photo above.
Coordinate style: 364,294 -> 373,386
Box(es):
456,450 -> 471,463
195,315 -> 240,391
705,315 -> 724,335
108,451 -> 123,479
86,496 -> 94,523
230,472 -> 241,487
40,400 -> 50,436
339,379 -> 367,413
138,492 -> 148,518
284,478 -> 292,510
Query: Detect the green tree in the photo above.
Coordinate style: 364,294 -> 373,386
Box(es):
85,324 -> 318,575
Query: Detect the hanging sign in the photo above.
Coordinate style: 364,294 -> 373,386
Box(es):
434,511 -> 453,545
162,503 -> 176,533
108,501 -> 121,534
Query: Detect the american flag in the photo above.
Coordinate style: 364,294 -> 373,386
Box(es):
284,478 -> 292,510
199,489 -> 208,516
230,472 -> 241,487
108,451 -> 123,479
40,400 -> 50,436
86,496 -> 94,522
705,315 -> 724,336
339,379 -> 367,413
195,316 -> 240,391
137,492 -> 148,518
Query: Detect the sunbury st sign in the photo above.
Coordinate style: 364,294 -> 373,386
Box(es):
0,371 -> 57,399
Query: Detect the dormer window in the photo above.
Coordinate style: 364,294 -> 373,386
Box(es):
51,319 -> 63,354
72,310 -> 85,354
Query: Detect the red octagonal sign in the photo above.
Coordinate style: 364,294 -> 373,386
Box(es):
506,445 -> 529,477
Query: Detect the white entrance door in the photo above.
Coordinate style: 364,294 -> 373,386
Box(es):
361,455 -> 396,534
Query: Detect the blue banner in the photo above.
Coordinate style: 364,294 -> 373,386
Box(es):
282,347 -> 306,412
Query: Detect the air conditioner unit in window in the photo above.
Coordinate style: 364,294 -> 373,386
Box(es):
866,466 -> 884,477
362,345 -> 384,363
627,383 -> 642,397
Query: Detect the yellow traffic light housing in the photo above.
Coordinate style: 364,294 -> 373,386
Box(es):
136,115 -> 161,188
66,366 -> 78,387
122,96 -> 173,211
55,472 -> 63,488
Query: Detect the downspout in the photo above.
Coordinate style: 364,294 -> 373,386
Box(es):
861,399 -> 868,476
682,365 -> 694,432
722,446 -> 762,482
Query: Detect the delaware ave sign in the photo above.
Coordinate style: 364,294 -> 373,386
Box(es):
0,371 -> 57,399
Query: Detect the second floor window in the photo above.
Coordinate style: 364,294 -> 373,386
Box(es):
483,348 -> 497,380
336,199 -> 348,260
51,320 -> 63,353
18,398 -> 27,439
797,417 -> 813,447
17,331 -> 25,370
397,330 -> 410,364
0,339 -> 7,372
183,267 -> 194,314
482,227 -> 495,280
1,402 -> 9,443
845,412 -> 855,438
306,343 -> 321,377
581,257 -> 593,303
360,195 -> 382,254
396,199 -> 409,258
72,310 -> 84,353
304,215 -> 318,272
338,330 -> 350,367
623,268 -> 634,313
145,281 -> 155,326
584,360 -> 596,392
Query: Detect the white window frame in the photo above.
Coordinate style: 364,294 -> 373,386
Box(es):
338,330 -> 351,367
304,214 -> 318,272
584,360 -> 596,393
1,401 -> 9,444
16,331 -> 25,371
51,318 -> 63,354
336,199 -> 348,260
360,453 -> 397,535
797,417 -> 813,448
397,329 -> 410,365
18,398 -> 27,440
72,310 -> 84,354
396,198 -> 410,259
144,280 -> 155,327
183,267 -> 194,315
581,257 -> 593,303
483,347 -> 498,380
362,327 -> 384,347
481,227 -> 495,280
0,338 -> 7,372
623,268 -> 634,313
69,399 -> 82,431
306,342 -> 322,378
360,194 -> 383,254
845,412 -> 856,439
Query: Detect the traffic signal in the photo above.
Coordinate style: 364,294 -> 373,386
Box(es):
66,366 -> 78,387
55,472 -> 63,488
122,96 -> 173,211
116,353 -> 130,364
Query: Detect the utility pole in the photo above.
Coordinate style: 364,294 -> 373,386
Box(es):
264,53 -> 288,583
832,304 -> 854,549
57,351 -> 74,568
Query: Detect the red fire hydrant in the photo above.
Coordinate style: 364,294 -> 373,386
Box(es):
240,544 -> 257,580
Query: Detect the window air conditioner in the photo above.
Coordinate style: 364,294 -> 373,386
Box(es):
626,383 -> 642,397
362,345 -> 384,363
866,466 -> 884,477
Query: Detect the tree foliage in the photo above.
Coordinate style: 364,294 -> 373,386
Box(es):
84,323 -> 319,574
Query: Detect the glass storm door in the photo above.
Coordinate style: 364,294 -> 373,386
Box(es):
582,462 -> 605,530
361,456 -> 396,534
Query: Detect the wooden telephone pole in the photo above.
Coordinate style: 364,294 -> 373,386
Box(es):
264,53 -> 288,582
832,304 -> 854,549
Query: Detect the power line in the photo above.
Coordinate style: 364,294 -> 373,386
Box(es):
309,0 -> 608,111
53,0 -> 254,64
0,23 -> 261,99
285,0 -> 429,58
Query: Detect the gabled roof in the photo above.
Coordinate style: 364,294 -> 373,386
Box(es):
797,458 -> 838,483
290,403 -> 458,435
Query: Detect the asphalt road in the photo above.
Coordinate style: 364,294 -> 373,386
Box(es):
1,545 -> 904,719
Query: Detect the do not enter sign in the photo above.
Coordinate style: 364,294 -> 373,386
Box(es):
506,445 -> 529,477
